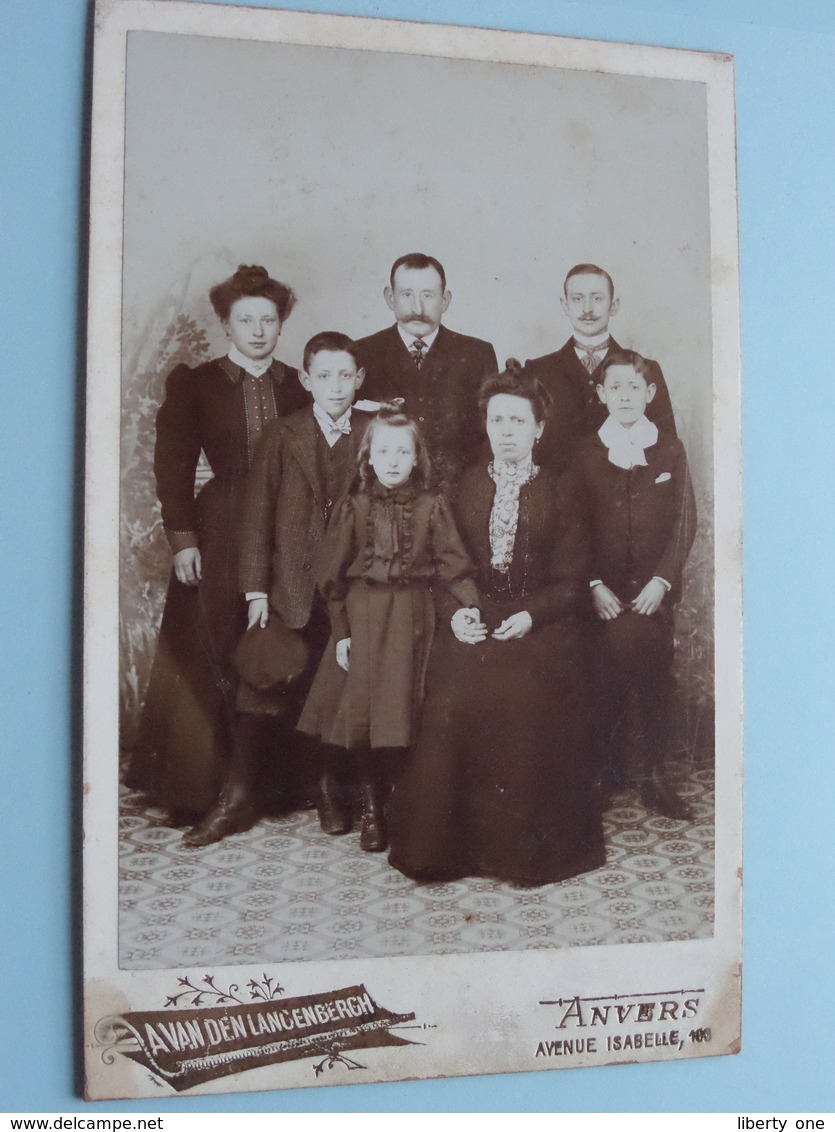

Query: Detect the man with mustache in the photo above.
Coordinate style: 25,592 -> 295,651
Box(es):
355,253 -> 498,491
524,264 -> 676,474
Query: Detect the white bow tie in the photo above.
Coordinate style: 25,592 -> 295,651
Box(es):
313,403 -> 352,443
598,414 -> 658,469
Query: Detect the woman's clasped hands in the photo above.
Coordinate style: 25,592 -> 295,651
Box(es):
451,607 -> 486,644
451,607 -> 532,643
492,610 -> 533,640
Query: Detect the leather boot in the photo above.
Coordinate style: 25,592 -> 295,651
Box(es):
317,772 -> 351,835
182,789 -> 256,847
182,714 -> 261,847
636,685 -> 693,820
359,782 -> 387,852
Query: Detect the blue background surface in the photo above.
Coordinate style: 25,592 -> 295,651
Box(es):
1,0 -> 832,1113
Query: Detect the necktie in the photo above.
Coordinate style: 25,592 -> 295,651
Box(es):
411,337 -> 427,368
575,338 -> 610,374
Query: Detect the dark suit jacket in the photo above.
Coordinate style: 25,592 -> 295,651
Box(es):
524,337 -> 676,476
154,355 -> 307,550
355,324 -> 498,490
571,430 -> 696,605
238,409 -> 363,629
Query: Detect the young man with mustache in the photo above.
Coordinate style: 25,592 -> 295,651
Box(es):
524,263 -> 677,474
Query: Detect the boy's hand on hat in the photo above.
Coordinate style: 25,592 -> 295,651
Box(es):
492,611 -> 533,641
632,578 -> 666,616
174,547 -> 202,586
592,584 -> 622,620
451,607 -> 487,644
247,597 -> 269,629
336,638 -> 351,671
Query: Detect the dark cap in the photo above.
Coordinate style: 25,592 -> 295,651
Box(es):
232,618 -> 309,692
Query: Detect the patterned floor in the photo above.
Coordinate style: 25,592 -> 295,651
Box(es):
118,752 -> 714,969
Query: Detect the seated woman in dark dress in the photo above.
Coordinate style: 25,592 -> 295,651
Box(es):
127,265 -> 308,824
387,362 -> 605,886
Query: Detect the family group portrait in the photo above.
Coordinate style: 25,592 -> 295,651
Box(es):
120,251 -> 710,961
96,7 -> 727,994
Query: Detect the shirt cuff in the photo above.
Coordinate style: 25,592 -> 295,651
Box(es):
245,592 -> 268,601
652,576 -> 672,591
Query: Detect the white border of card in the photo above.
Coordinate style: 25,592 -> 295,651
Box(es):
84,0 -> 741,1100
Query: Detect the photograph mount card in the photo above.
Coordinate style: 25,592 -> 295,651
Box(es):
83,0 -> 742,1100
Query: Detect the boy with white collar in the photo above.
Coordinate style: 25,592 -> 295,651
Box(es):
184,332 -> 369,846
572,349 -> 697,820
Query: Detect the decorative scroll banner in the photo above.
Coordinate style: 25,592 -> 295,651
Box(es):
95,983 -> 417,1091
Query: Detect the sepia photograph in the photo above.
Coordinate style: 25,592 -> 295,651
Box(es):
83,0 -> 742,1100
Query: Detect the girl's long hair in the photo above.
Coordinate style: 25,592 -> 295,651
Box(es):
356,411 -> 431,490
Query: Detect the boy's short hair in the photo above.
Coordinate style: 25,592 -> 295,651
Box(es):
596,349 -> 654,385
356,411 -> 432,490
302,331 -> 359,373
563,263 -> 615,300
389,253 -> 447,291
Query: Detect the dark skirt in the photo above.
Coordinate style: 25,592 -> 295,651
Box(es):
298,581 -> 435,751
127,478 -> 247,815
387,604 -> 605,886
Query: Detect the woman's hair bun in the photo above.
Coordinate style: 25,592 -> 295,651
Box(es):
478,359 -> 549,424
235,264 -> 269,281
209,264 -> 296,322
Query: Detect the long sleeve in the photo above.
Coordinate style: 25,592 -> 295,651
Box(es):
316,496 -> 359,641
238,420 -> 285,595
153,364 -> 203,548
652,441 -> 697,598
483,342 -> 499,375
523,477 -> 589,626
647,359 -> 678,438
429,495 -> 480,611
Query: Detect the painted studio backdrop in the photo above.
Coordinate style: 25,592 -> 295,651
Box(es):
121,30 -> 713,739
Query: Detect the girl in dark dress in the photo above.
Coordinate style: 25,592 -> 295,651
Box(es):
127,265 -> 308,821
297,412 -> 480,852
387,364 -> 606,886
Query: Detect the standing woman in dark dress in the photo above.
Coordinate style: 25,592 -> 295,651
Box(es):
127,265 -> 308,823
387,363 -> 605,886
